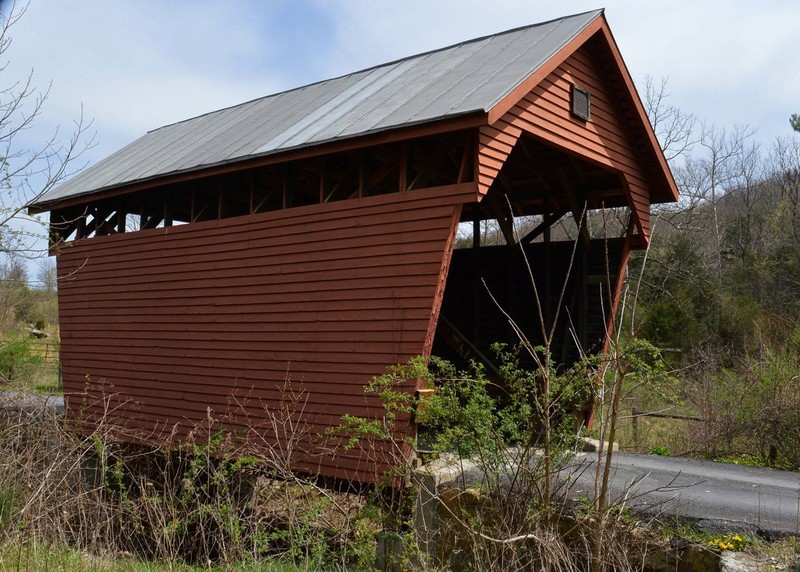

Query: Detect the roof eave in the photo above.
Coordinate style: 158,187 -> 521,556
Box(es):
485,12 -> 679,206
28,111 -> 488,215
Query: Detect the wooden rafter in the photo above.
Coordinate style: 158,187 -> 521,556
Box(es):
457,139 -> 470,184
408,137 -> 452,190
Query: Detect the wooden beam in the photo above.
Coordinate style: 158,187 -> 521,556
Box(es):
192,191 -> 213,222
365,152 -> 399,194
457,135 -> 473,184
399,142 -> 407,192
283,163 -> 291,208
319,157 -> 326,204
217,179 -> 223,219
76,215 -> 86,240
445,206 -> 565,303
436,316 -> 500,377
322,160 -> 356,203
141,212 -> 163,230
164,197 -> 173,228
87,208 -> 118,236
357,150 -> 365,198
484,184 -> 516,246
520,207 -> 569,244
254,187 -> 276,212
558,168 -> 591,250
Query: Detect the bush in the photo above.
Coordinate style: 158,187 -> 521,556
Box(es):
0,391 -> 380,570
341,344 -> 661,571
0,335 -> 43,385
692,348 -> 800,469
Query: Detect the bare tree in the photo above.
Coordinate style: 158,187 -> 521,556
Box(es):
675,124 -> 755,284
36,257 -> 56,292
0,3 -> 93,259
770,135 -> 800,246
642,75 -> 697,164
723,141 -> 767,266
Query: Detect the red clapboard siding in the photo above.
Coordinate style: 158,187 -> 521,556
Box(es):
478,44 -> 653,241
57,183 -> 472,483
476,122 -> 522,196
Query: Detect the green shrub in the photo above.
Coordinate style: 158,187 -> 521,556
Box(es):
696,348 -> 800,469
0,335 -> 43,385
650,445 -> 672,457
0,486 -> 20,536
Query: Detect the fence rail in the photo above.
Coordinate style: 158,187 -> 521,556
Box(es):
30,339 -> 60,365
629,406 -> 704,453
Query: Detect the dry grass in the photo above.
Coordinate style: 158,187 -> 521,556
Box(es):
0,392 -> 380,570
614,411 -> 695,455
2,382 -> 791,571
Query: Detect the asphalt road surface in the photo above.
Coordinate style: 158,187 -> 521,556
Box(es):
2,391 -> 797,535
566,452 -> 800,535
0,390 -> 65,414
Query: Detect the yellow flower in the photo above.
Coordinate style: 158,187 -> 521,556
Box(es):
726,543 -> 734,550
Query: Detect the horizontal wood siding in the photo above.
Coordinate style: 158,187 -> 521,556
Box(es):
57,183 -> 472,483
480,44 -> 653,241
476,122 -> 522,196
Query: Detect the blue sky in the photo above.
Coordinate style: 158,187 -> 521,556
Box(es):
9,1 -> 800,166
4,0 -> 800,265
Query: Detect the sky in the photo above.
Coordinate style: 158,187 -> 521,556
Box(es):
3,0 -> 800,264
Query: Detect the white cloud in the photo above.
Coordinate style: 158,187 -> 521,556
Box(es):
4,0 -> 799,174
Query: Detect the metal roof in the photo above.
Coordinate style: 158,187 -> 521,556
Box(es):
33,10 -> 603,208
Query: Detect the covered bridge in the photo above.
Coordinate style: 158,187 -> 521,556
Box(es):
30,10 -> 677,483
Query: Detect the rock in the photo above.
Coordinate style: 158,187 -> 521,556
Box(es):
719,551 -> 764,571
581,437 -> 619,453
679,544 -> 722,572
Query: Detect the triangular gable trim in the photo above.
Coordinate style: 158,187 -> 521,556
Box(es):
487,14 -> 678,205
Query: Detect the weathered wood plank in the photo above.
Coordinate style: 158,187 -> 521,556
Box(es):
58,189 -> 462,483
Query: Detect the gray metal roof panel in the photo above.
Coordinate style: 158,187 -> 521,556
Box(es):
33,9 -> 602,208
321,49 -> 468,139
458,16 -> 594,112
366,42 -> 494,131
279,58 -> 432,150
206,76 -> 356,163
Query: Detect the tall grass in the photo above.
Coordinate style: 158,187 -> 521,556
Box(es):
0,392 -> 377,570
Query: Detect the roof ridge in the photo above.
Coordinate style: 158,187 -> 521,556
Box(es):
32,8 -> 609,208
146,9 -> 604,135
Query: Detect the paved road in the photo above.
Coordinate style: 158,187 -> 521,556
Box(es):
566,452 -> 800,535
1,392 -> 797,535
0,390 -> 65,414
